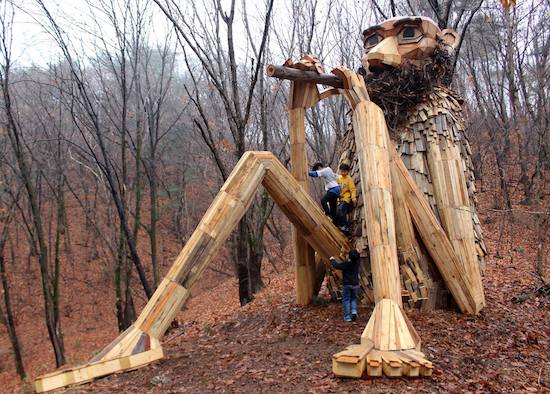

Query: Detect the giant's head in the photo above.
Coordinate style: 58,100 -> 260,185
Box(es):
360,16 -> 460,130
361,16 -> 459,73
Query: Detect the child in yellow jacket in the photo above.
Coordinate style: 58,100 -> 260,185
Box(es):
336,163 -> 357,233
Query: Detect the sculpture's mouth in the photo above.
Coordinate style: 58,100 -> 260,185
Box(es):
367,61 -> 395,73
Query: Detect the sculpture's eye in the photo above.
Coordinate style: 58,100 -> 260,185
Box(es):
400,26 -> 421,41
365,33 -> 381,48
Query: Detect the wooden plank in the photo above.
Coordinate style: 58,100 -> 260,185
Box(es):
395,351 -> 421,377
381,351 -> 403,378
361,299 -> 419,351
332,341 -> 373,378
427,141 -> 485,306
136,279 -> 189,338
403,349 -> 433,376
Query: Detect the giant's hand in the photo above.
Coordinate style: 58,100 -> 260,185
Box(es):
284,54 -> 325,74
331,66 -> 370,108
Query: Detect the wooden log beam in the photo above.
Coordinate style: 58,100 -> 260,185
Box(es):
266,64 -> 344,88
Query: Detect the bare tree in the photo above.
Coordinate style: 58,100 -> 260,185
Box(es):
35,0 -> 154,300
152,0 -> 275,304
0,181 -> 26,380
461,1 -> 549,208
0,2 -> 66,367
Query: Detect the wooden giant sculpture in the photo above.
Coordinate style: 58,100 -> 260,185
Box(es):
34,16 -> 486,392
339,16 -> 486,310
268,58 -> 483,378
273,16 -> 485,378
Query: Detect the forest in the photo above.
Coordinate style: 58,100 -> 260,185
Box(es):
0,0 -> 548,392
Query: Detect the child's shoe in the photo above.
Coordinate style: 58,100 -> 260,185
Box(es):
338,225 -> 351,236
351,312 -> 358,321
344,316 -> 352,322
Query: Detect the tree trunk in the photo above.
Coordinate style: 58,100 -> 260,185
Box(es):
115,226 -> 135,331
248,232 -> 265,294
0,240 -> 26,380
495,150 -> 512,209
2,67 -> 66,367
237,220 -> 252,305
149,169 -> 160,287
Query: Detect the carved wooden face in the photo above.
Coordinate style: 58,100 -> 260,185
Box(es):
362,16 -> 458,72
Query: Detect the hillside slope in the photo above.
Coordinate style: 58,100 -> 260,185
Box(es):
65,214 -> 549,393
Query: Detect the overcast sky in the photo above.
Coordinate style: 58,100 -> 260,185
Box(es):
9,0 -> 378,69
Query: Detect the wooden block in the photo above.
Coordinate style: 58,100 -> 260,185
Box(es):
395,351 -> 421,377
403,349 -> 433,376
381,351 -> 402,377
332,342 -> 373,378
366,350 -> 383,377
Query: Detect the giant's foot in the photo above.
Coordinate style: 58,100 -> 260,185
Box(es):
332,299 -> 431,378
33,325 -> 163,393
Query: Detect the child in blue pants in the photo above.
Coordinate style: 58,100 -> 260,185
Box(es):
330,250 -> 360,322
308,162 -> 340,223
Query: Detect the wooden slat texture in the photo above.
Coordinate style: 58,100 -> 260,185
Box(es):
426,137 -> 485,306
366,350 -> 383,377
332,341 -> 374,378
135,278 -> 189,339
361,299 -> 419,351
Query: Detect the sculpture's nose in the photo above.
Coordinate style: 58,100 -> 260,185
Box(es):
365,36 -> 401,71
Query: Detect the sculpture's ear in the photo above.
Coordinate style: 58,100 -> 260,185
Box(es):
438,29 -> 460,51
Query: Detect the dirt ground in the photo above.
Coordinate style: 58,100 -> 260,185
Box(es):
66,212 -> 550,393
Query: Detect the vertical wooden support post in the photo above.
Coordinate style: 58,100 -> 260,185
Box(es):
289,82 -> 318,305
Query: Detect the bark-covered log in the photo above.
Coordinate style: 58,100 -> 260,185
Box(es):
266,65 -> 344,88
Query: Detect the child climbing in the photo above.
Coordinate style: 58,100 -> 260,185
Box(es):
308,162 -> 340,222
336,163 -> 357,234
330,250 -> 360,322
